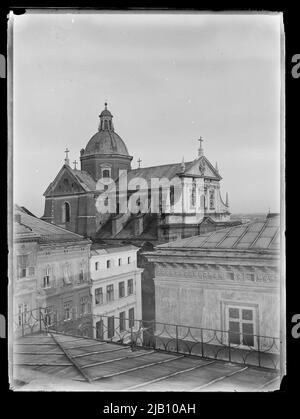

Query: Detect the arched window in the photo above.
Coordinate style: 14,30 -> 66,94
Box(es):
209,190 -> 215,210
104,120 -> 108,129
62,202 -> 71,223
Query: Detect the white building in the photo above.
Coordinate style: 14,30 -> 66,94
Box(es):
90,243 -> 143,342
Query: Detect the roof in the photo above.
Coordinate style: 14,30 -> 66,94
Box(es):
127,155 -> 221,184
13,332 -> 280,391
90,242 -> 138,255
157,215 -> 280,251
84,130 -> 129,156
14,205 -> 91,245
70,168 -> 96,191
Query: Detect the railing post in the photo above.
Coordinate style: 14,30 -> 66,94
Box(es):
21,312 -> 24,337
228,331 -> 231,363
130,325 -> 134,351
257,335 -> 261,368
39,307 -> 42,332
201,328 -> 204,358
176,325 -> 179,353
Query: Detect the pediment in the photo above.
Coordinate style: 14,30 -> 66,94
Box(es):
186,157 -> 221,180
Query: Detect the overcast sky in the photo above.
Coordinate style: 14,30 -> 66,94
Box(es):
12,12 -> 282,217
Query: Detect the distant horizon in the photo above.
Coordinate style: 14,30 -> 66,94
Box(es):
12,12 -> 282,217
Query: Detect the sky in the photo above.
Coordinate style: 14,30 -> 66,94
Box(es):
12,12 -> 282,217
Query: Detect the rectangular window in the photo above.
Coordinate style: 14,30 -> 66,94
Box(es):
245,273 -> 255,282
64,301 -> 72,320
80,296 -> 88,315
107,260 -> 111,269
43,266 -> 51,288
18,303 -> 29,325
118,258 -> 122,266
228,306 -> 255,347
127,256 -> 131,264
96,320 -> 104,340
95,287 -> 103,305
107,316 -> 115,339
227,272 -> 235,281
95,262 -> 99,271
28,267 -> 35,276
79,269 -> 84,283
119,281 -> 125,298
127,279 -> 134,295
106,284 -> 114,302
128,308 -> 134,328
119,311 -> 126,332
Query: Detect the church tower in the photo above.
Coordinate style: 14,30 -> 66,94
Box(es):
80,103 -> 133,181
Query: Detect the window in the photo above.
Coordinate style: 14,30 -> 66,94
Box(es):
119,281 -> 125,298
228,306 -> 255,347
190,180 -> 196,208
119,311 -> 126,332
43,266 -> 51,288
209,189 -> 215,210
28,267 -> 35,276
127,279 -> 134,295
104,120 -> 108,130
79,268 -> 84,283
96,320 -> 104,340
95,287 -> 103,305
128,308 -> 134,328
245,273 -> 255,282
106,284 -> 114,302
62,202 -> 71,223
95,262 -> 99,271
106,260 -> 111,269
102,169 -> 110,178
64,301 -> 72,320
227,272 -> 235,281
170,185 -> 175,207
127,256 -> 131,264
45,306 -> 54,326
63,264 -> 71,285
17,255 -> 29,279
18,303 -> 29,325
118,258 -> 122,266
80,296 -> 88,315
107,316 -> 115,339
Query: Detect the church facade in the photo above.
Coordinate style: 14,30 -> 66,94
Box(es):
42,104 -> 234,245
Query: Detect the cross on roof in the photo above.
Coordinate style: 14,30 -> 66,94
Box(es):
198,137 -> 204,157
137,158 -> 142,168
73,160 -> 78,170
198,136 -> 204,146
64,148 -> 70,159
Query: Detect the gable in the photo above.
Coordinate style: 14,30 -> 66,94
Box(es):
44,166 -> 87,196
185,157 -> 221,180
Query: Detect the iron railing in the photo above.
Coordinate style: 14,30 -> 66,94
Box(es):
13,308 -> 280,370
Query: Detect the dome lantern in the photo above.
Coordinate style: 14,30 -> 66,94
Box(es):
98,102 -> 114,132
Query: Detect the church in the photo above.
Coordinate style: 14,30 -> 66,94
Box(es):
42,103 -> 237,245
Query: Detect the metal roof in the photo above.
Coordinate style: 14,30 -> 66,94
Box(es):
13,332 -> 280,392
14,207 -> 90,244
157,215 -> 280,251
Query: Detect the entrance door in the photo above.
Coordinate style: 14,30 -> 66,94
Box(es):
96,320 -> 104,340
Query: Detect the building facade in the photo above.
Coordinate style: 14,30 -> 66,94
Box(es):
144,214 -> 281,350
13,206 -> 92,335
90,243 -> 143,342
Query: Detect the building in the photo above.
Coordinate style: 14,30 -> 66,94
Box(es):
42,103 -> 235,245
13,205 -> 92,335
90,243 -> 143,342
144,214 -> 281,351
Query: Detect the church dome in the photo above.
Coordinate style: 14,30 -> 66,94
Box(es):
85,130 -> 129,156
83,103 -> 130,156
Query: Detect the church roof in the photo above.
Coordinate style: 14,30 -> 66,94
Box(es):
84,130 -> 129,156
14,205 -> 91,244
157,215 -> 280,251
127,156 -> 221,183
